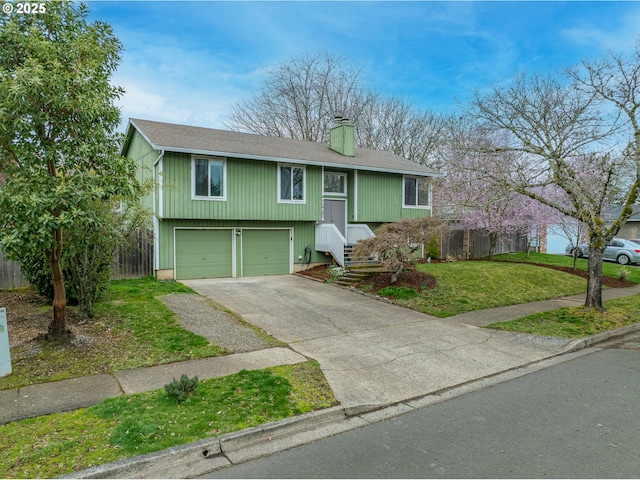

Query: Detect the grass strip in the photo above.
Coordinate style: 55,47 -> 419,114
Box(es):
0,361 -> 336,479
485,294 -> 640,337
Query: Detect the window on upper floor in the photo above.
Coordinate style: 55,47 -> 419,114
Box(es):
323,172 -> 347,195
193,156 -> 226,200
403,176 -> 430,208
279,164 -> 305,203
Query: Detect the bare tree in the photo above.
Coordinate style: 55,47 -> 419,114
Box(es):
356,96 -> 453,169
225,51 -> 375,142
225,50 -> 451,169
469,41 -> 640,310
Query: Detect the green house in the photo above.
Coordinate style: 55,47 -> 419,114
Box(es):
122,117 -> 440,280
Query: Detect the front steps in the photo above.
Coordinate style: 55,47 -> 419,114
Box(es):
334,244 -> 387,286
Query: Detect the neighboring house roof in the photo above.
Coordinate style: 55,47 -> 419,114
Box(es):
124,118 -> 440,177
603,204 -> 640,222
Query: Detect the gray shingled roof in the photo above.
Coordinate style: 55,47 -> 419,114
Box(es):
126,118 -> 440,177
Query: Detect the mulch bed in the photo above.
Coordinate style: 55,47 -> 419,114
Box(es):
298,265 -> 437,295
352,270 -> 437,294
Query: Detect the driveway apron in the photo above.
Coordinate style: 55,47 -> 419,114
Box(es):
182,276 -> 570,409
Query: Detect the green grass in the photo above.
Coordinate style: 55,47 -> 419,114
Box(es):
0,277 -> 229,390
493,252 -> 640,284
486,294 -> 640,337
394,261 -> 588,317
0,361 -> 337,479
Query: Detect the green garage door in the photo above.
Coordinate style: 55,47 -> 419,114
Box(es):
242,229 -> 291,276
175,229 -> 233,279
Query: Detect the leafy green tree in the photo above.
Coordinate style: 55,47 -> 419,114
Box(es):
0,1 -> 139,337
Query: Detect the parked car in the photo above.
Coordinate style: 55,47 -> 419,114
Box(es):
565,238 -> 640,265
565,243 -> 589,258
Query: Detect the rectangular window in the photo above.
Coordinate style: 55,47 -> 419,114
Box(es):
193,157 -> 226,199
403,176 -> 430,208
324,172 -> 347,195
279,164 -> 305,202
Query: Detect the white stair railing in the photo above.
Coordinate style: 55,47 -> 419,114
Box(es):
315,224 -> 347,266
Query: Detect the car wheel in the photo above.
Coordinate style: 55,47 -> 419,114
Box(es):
617,254 -> 630,265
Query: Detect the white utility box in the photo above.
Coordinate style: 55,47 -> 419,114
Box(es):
0,308 -> 11,377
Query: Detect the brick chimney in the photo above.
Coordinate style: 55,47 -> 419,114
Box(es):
329,116 -> 355,157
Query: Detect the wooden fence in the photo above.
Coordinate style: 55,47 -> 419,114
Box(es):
439,229 -> 528,260
111,229 -> 154,279
0,248 -> 28,290
0,229 -> 154,290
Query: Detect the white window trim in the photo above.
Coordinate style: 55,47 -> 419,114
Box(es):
402,175 -> 431,209
323,170 -> 347,196
278,163 -> 306,204
192,155 -> 227,201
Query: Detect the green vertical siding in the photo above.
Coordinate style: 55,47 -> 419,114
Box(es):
356,171 -> 403,222
356,171 -> 431,222
125,131 -> 159,213
161,154 -> 323,221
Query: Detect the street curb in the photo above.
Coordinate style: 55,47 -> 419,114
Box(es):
561,322 -> 640,353
61,406 -> 351,479
60,324 -> 640,479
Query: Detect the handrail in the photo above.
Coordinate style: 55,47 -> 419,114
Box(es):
315,223 -> 347,266
346,224 -> 375,244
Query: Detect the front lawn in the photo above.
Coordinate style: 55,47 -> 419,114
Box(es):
392,261 -> 589,317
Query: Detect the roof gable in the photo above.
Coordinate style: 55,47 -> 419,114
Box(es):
124,118 -> 440,177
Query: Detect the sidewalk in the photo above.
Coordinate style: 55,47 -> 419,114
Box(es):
0,347 -> 306,424
3,286 -> 640,478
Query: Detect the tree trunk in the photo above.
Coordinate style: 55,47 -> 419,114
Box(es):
585,248 -> 604,311
487,232 -> 498,260
46,227 -> 68,338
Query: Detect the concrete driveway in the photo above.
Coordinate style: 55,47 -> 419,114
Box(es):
182,275 -> 571,410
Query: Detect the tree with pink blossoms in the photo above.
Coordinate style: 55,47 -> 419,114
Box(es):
437,129 -> 563,260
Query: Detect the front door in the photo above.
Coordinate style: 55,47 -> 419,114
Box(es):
323,199 -> 347,238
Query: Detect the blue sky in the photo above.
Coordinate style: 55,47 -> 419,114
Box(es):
86,1 -> 640,133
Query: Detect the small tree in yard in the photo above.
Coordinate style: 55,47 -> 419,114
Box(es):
352,218 -> 449,282
0,2 -> 139,337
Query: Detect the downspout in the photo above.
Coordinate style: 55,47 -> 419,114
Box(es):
152,150 -> 164,272
353,170 -> 358,222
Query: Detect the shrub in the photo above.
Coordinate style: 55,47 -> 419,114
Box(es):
426,235 -> 440,260
376,286 -> 418,299
164,374 -> 199,402
616,267 -> 631,281
327,266 -> 348,278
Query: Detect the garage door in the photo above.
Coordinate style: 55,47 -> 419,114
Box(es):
241,229 -> 291,276
175,229 -> 233,279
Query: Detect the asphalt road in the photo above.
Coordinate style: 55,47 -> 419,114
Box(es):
205,338 -> 640,479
